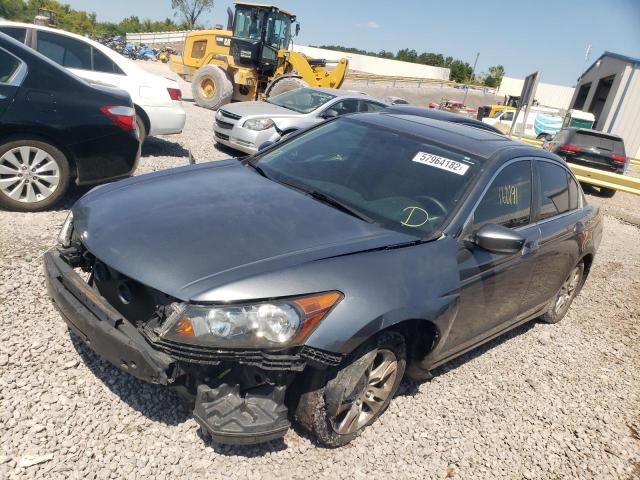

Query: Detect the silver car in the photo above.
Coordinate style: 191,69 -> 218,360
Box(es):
213,87 -> 387,154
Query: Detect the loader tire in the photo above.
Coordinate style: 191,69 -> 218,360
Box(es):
192,65 -> 233,110
266,76 -> 308,98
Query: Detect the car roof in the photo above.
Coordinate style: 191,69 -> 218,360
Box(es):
305,86 -> 371,99
347,112 -> 562,163
0,20 -> 137,74
382,105 -> 503,135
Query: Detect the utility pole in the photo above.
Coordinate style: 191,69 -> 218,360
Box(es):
462,52 -> 480,105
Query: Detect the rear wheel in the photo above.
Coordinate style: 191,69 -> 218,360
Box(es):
0,139 -> 70,211
599,187 -> 616,198
294,330 -> 406,447
191,65 -> 233,110
540,261 -> 584,324
266,76 -> 308,98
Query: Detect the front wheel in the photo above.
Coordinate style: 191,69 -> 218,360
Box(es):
191,65 -> 233,110
294,330 -> 406,447
540,261 -> 584,324
0,139 -> 70,211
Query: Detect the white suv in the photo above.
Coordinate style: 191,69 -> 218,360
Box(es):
0,21 -> 186,143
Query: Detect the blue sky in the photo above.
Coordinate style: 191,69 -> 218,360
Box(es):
65,0 -> 640,85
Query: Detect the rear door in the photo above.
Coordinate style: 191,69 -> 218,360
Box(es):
521,160 -> 583,311
0,26 -> 28,43
0,47 -> 26,117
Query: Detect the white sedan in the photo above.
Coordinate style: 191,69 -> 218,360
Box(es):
0,21 -> 186,143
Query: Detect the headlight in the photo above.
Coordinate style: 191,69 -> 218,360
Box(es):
159,291 -> 342,348
242,118 -> 275,131
57,211 -> 74,247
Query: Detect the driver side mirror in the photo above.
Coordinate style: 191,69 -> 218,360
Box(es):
295,23 -> 300,36
320,109 -> 338,119
473,224 -> 525,254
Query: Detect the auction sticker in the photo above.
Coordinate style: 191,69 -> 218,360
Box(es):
412,152 -> 469,175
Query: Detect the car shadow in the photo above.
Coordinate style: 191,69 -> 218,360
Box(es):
142,137 -> 190,158
213,142 -> 244,158
69,331 -> 191,426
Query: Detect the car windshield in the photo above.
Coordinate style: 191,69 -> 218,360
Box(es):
253,118 -> 482,237
267,88 -> 336,113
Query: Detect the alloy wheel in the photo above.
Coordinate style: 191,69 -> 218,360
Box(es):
332,348 -> 399,435
554,266 -> 581,314
0,146 -> 60,203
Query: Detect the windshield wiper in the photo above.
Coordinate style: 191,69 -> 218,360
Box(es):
305,190 -> 375,223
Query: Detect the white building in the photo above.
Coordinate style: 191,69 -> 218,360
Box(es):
496,76 -> 575,110
569,52 -> 640,159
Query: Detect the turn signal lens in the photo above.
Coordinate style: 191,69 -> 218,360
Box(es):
175,316 -> 195,337
292,291 -> 343,343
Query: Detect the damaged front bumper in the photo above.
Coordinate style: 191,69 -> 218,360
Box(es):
43,248 -> 340,445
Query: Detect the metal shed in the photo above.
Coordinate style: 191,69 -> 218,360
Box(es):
570,52 -> 640,159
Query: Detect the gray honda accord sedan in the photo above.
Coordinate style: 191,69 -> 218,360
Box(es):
45,112 -> 602,447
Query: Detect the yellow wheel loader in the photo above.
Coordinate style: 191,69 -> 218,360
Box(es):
169,2 -> 349,110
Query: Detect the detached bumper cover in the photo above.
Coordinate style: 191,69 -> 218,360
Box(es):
44,250 -> 174,384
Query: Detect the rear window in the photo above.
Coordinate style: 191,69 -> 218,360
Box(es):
573,131 -> 625,154
191,40 -> 207,59
0,26 -> 27,43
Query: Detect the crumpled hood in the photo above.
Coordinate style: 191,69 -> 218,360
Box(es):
73,161 -> 413,301
219,100 -> 301,119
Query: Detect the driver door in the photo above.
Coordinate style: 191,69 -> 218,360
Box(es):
442,160 -> 541,354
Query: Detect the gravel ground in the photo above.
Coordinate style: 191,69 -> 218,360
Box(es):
1,66 -> 640,479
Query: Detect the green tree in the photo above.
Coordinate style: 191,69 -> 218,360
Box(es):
417,52 -> 444,67
448,60 -> 473,83
483,64 -> 505,87
396,48 -> 418,63
171,0 -> 214,29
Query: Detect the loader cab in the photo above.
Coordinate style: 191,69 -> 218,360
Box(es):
231,2 -> 296,73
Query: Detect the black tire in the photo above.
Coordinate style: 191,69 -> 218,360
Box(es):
0,138 -> 70,212
135,116 -> 147,145
540,261 -> 585,324
267,76 -> 308,98
294,330 -> 406,447
191,65 -> 233,110
599,187 -> 616,198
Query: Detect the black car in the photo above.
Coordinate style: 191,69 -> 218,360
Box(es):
45,113 -> 601,447
382,104 -> 505,135
0,33 -> 139,211
544,127 -> 627,198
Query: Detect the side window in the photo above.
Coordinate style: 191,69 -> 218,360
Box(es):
92,48 -> 124,74
0,27 -> 27,43
538,162 -> 571,220
37,31 -> 91,70
331,99 -> 359,116
0,49 -> 22,84
501,111 -> 514,122
191,40 -> 207,59
359,100 -> 385,112
472,161 -> 532,229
